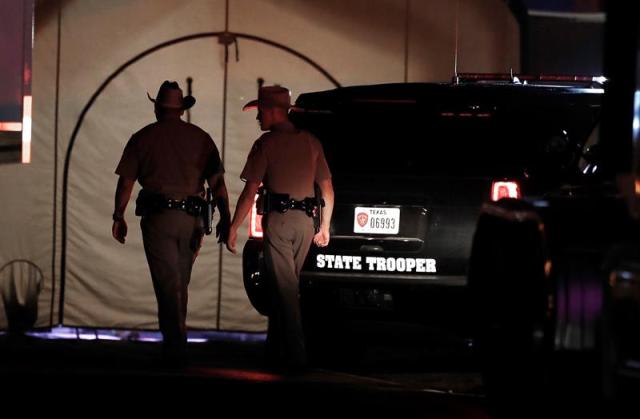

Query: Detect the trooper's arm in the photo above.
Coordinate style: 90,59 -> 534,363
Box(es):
112,176 -> 135,244
208,173 -> 231,243
314,178 -> 334,247
226,180 -> 261,253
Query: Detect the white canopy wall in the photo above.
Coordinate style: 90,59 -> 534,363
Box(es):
0,0 -> 518,332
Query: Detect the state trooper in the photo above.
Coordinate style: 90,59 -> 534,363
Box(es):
112,80 -> 230,367
226,85 -> 334,370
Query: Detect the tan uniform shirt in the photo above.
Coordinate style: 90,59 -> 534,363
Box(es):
115,118 -> 223,198
240,121 -> 331,200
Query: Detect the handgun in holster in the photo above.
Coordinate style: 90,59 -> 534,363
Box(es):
203,187 -> 214,235
312,182 -> 325,234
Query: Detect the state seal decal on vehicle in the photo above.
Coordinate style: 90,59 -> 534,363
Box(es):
357,212 -> 368,227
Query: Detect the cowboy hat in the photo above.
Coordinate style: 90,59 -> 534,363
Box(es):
243,85 -> 293,111
147,80 -> 196,110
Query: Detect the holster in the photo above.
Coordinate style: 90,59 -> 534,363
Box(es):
203,188 -> 214,235
312,182 -> 325,234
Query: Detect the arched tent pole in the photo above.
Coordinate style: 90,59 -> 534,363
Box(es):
59,32 -> 341,324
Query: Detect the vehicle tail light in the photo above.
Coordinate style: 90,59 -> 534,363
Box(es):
249,194 -> 263,239
491,180 -> 521,201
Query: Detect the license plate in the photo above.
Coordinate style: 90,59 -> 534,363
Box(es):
353,207 -> 400,234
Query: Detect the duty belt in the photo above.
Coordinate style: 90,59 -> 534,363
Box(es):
164,197 -> 206,216
165,198 -> 190,211
256,186 -> 324,233
261,192 -> 318,217
136,190 -> 206,217
278,197 -> 317,215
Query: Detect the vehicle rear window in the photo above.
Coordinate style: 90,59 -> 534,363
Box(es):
293,97 -> 600,179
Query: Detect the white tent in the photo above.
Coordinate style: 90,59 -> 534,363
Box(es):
0,0 -> 518,332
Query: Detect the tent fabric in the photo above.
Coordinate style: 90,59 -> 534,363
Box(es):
0,0 -> 518,332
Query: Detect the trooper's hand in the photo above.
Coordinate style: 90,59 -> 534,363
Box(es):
112,219 -> 128,244
216,215 -> 231,244
226,228 -> 238,254
313,227 -> 330,247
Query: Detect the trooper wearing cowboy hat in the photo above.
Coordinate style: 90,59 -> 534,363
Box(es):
113,80 -> 230,367
227,85 -> 334,371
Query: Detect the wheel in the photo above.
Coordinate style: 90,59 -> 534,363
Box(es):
242,239 -> 271,316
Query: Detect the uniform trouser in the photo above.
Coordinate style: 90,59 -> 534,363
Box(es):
263,210 -> 315,366
141,210 -> 203,362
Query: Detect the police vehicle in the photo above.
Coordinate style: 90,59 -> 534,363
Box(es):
242,74 -> 605,352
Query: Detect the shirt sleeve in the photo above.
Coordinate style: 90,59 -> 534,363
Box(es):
313,135 -> 332,181
240,138 -> 268,182
204,136 -> 224,178
115,136 -> 139,179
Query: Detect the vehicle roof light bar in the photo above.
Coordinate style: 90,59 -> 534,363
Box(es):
454,73 -> 606,86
